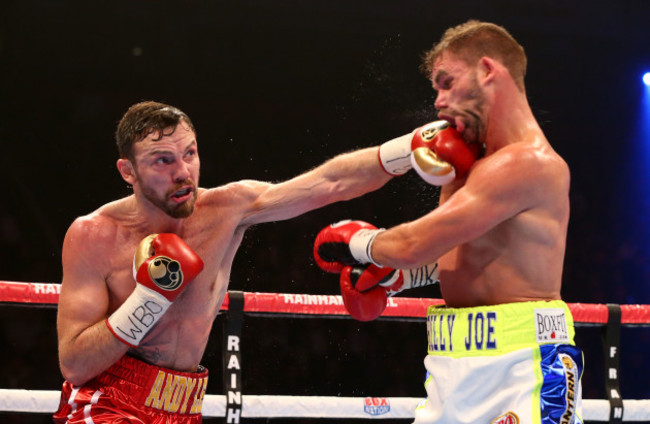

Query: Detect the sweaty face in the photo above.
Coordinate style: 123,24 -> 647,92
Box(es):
432,52 -> 487,145
131,123 -> 200,219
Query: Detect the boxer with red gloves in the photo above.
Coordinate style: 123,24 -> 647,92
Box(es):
378,120 -> 483,185
106,233 -> 204,347
306,20 -> 578,424
61,101 -> 457,424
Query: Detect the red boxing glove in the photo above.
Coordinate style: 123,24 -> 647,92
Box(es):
340,265 -> 393,321
107,234 -> 204,346
134,233 -> 204,302
410,121 -> 483,185
313,220 -> 384,273
339,262 -> 441,321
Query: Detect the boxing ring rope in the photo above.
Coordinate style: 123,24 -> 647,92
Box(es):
2,281 -> 650,422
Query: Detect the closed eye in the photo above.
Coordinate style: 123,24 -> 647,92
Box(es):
438,76 -> 452,90
433,70 -> 453,91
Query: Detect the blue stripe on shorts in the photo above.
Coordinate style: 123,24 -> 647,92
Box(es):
539,344 -> 584,424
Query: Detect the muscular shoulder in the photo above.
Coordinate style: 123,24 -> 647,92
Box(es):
199,180 -> 270,206
480,141 -> 568,193
63,202 -> 129,275
461,140 -> 569,223
199,180 -> 274,223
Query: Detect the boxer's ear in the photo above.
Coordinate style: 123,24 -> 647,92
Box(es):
477,56 -> 498,86
117,159 -> 137,185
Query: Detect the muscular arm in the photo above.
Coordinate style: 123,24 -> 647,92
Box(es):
57,218 -> 129,385
238,146 -> 392,225
370,145 -> 568,269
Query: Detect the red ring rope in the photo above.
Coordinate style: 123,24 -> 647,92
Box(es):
1,280 -> 649,324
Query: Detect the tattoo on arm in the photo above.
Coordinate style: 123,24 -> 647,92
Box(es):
130,345 -> 165,365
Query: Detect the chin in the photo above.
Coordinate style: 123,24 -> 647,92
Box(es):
163,200 -> 194,219
169,203 -> 195,219
169,209 -> 193,219
167,191 -> 198,218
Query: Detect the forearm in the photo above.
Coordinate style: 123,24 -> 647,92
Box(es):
370,223 -> 447,270
242,147 -> 393,225
58,320 -> 129,385
317,147 -> 393,200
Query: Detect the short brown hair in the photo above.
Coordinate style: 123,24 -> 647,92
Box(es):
115,101 -> 195,161
421,20 -> 527,91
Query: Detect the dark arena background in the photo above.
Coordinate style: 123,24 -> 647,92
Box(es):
2,0 -> 650,423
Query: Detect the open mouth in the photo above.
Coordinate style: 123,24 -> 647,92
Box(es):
437,113 -> 456,128
174,187 -> 191,197
440,115 -> 465,134
170,186 -> 194,202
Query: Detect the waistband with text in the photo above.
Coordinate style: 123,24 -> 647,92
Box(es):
426,300 -> 575,357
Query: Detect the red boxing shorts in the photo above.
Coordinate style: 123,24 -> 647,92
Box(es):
53,355 -> 209,424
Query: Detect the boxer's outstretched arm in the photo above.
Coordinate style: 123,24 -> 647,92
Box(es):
57,218 -> 129,385
237,146 -> 393,225
230,121 -> 481,226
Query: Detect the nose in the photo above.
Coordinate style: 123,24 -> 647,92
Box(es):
173,160 -> 191,183
434,91 -> 447,110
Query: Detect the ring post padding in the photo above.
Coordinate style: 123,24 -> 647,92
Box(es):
602,304 -> 624,422
223,291 -> 244,423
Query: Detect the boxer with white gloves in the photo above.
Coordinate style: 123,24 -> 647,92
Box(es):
378,120 -> 483,185
106,233 -> 204,347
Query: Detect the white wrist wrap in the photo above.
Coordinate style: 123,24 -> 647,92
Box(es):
379,132 -> 413,176
349,228 -> 385,266
400,262 -> 440,290
106,284 -> 171,347
377,269 -> 402,288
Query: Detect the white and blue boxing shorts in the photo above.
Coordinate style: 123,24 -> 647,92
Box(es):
414,300 -> 584,424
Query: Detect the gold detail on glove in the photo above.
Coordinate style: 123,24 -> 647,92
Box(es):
412,147 -> 454,178
420,121 -> 449,141
134,234 -> 159,270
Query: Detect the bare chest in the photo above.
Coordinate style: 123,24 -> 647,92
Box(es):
104,216 -> 245,317
438,223 -> 561,306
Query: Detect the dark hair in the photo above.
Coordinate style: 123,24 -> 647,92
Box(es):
115,101 -> 195,161
421,20 -> 527,92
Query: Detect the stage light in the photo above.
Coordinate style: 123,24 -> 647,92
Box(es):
643,72 -> 650,86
